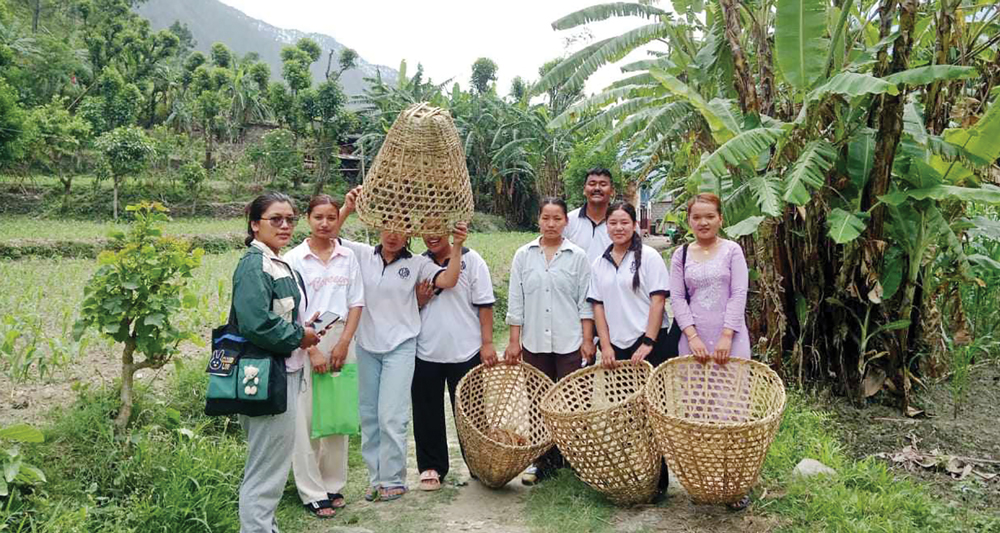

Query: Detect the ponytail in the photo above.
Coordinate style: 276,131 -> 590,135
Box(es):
630,232 -> 642,292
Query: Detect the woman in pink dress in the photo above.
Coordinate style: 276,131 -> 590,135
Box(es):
669,193 -> 751,363
668,193 -> 752,510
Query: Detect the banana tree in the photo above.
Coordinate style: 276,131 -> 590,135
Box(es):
539,0 -> 1000,407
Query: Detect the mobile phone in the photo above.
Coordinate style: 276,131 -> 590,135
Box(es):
310,311 -> 340,331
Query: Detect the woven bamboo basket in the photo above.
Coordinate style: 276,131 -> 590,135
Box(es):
455,363 -> 556,489
357,102 -> 474,236
644,356 -> 786,504
539,361 -> 660,506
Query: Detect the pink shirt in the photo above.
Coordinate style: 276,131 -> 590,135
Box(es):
283,238 -> 365,370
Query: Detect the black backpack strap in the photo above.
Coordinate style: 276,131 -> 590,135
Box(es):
681,243 -> 690,303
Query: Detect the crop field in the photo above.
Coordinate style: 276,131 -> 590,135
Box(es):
0,216 -> 532,389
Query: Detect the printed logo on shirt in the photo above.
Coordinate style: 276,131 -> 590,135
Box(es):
398,267 -> 411,279
461,260 -> 467,271
629,260 -> 638,274
308,275 -> 350,291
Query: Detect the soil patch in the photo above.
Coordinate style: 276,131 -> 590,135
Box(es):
825,360 -> 1000,511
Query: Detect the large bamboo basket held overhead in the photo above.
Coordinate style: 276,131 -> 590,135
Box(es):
356,102 -> 474,236
455,363 -> 556,488
644,356 -> 786,505
539,361 -> 660,506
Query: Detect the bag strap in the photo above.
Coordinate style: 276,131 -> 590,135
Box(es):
681,243 -> 690,303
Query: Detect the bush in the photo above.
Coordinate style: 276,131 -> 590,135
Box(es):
245,128 -> 303,189
179,160 -> 206,192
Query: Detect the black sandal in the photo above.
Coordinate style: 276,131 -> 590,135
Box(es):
727,495 -> 750,511
327,492 -> 346,509
304,499 -> 335,518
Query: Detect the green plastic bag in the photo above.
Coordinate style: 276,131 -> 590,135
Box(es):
311,363 -> 360,438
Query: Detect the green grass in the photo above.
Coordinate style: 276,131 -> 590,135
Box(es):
524,470 -> 617,532
756,394 -> 1000,532
0,216 -> 248,241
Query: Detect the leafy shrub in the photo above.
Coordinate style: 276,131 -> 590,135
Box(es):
179,160 -> 207,192
0,424 -> 46,497
74,202 -> 203,429
245,128 -> 302,189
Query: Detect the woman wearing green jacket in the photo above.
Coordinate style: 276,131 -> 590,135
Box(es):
234,192 -> 322,533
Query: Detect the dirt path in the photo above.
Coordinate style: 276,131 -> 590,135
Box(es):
300,398 -> 771,533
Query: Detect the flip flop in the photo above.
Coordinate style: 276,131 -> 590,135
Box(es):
521,466 -> 539,486
327,492 -> 346,508
303,500 -> 335,519
378,485 -> 408,501
419,470 -> 442,491
364,485 -> 381,502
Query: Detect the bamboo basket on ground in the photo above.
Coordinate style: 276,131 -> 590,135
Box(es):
644,356 -> 786,504
539,361 -> 660,505
356,102 -> 475,236
455,363 -> 556,488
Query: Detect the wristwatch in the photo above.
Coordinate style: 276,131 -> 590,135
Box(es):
640,335 -> 655,347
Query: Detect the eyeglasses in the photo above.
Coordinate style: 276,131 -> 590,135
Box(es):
262,216 -> 299,228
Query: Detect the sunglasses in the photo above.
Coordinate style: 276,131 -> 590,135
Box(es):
261,216 -> 299,228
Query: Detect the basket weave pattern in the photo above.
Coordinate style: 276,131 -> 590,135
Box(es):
539,361 -> 660,505
357,103 -> 474,236
645,356 -> 786,504
455,363 -> 555,488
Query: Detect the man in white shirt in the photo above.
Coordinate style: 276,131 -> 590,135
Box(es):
564,168 -> 615,263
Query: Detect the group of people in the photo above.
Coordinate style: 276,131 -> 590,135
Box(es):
229,168 -> 751,532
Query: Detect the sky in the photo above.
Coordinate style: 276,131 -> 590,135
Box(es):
218,0 -> 665,96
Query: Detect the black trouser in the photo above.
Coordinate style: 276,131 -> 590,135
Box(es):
608,327 -> 679,493
609,326 -> 680,367
411,353 -> 481,482
522,349 -> 585,476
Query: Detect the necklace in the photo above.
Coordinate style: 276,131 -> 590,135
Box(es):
698,239 -> 719,255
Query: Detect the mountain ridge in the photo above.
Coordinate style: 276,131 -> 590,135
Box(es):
136,0 -> 397,95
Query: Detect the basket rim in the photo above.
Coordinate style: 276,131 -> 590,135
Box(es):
539,360 -> 653,419
644,355 -> 787,429
455,362 -> 555,452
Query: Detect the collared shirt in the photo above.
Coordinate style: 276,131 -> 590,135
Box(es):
284,238 -> 365,364
233,240 -> 305,370
416,247 -> 496,364
564,204 -> 612,264
506,237 -> 593,354
587,244 -> 670,349
339,238 -> 443,353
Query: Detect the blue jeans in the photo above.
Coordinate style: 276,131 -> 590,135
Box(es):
356,337 -> 416,487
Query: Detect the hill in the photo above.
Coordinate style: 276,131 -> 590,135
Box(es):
136,0 -> 397,95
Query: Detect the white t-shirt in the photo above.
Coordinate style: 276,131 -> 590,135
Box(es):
564,205 -> 612,264
587,244 -> 670,349
339,238 -> 443,353
416,248 -> 496,364
285,239 -> 365,363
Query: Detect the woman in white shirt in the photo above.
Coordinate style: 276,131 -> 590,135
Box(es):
334,186 -> 466,502
587,202 -> 675,498
589,202 -> 677,368
411,235 -> 496,491
284,195 -> 364,518
505,197 -> 594,485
